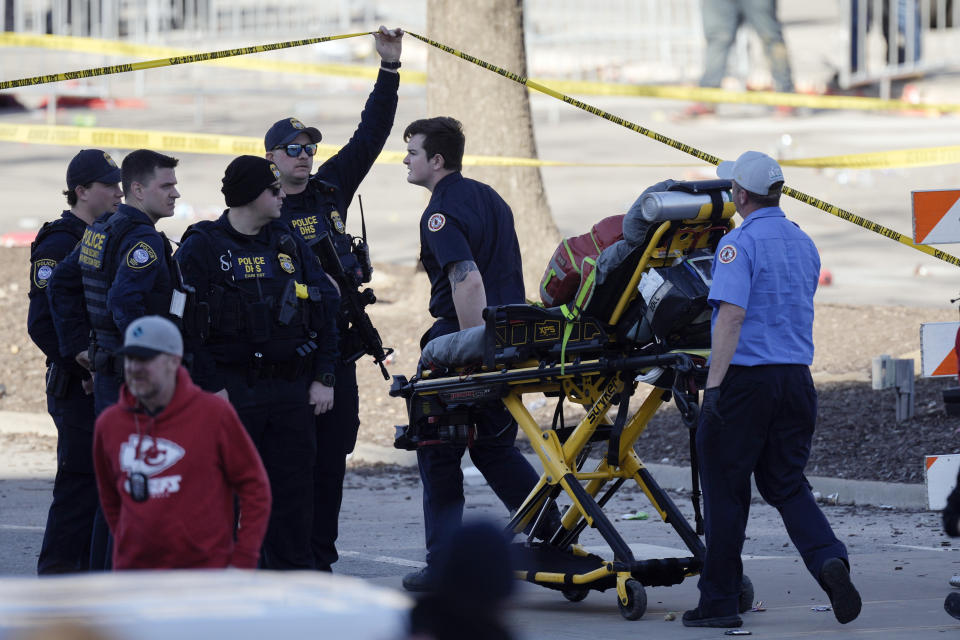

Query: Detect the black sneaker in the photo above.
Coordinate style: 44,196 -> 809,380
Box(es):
819,558 -> 861,624
945,592 -> 960,620
681,607 -> 742,628
402,566 -> 436,593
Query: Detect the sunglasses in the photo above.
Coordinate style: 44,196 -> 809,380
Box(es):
274,143 -> 317,158
267,184 -> 282,196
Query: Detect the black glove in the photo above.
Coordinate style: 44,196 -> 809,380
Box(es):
700,387 -> 721,424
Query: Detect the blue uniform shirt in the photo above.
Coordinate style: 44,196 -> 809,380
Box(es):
708,206 -> 819,365
420,172 -> 525,321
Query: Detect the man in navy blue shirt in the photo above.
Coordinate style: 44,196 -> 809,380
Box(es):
264,25 -> 402,572
684,151 -> 861,628
399,116 -> 548,592
29,149 -> 121,573
175,155 -> 340,569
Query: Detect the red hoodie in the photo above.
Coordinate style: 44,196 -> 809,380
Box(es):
93,366 -> 271,570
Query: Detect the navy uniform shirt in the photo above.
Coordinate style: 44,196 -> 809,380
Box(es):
282,69 -> 399,280
175,212 -> 340,391
419,172 -> 525,321
708,206 -> 820,365
49,204 -> 175,357
28,211 -> 89,377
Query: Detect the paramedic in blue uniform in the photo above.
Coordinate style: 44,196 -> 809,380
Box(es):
29,150 -> 121,573
399,116 -> 551,592
175,155 -> 340,570
683,151 -> 861,629
264,25 -> 402,572
48,149 -> 182,571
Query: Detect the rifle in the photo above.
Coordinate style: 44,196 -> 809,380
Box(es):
310,220 -> 393,380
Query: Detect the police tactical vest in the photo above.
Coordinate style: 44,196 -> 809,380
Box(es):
29,214 -> 85,297
182,220 -> 315,347
285,178 -> 362,279
79,212 -> 173,348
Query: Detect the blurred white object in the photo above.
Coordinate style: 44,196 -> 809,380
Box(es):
0,570 -> 410,640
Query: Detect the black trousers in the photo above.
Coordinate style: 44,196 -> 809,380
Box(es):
221,368 -> 316,570
312,359 -> 359,571
695,364 -> 847,616
37,377 -> 98,574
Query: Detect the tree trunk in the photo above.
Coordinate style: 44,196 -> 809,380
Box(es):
425,0 -> 560,297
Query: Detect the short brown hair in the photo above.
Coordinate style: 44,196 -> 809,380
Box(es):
403,117 -> 465,171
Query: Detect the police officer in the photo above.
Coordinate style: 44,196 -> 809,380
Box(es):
683,151 -> 861,629
49,149 -> 182,416
400,116 -> 558,591
29,149 -> 122,573
264,25 -> 402,572
175,155 -> 340,570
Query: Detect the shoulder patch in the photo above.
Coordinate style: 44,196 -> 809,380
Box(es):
125,241 -> 158,269
427,213 -> 446,232
718,244 -> 737,264
32,258 -> 57,289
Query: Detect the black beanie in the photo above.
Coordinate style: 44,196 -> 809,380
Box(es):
221,155 -> 281,207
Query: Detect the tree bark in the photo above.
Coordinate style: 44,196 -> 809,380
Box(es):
425,0 -> 560,297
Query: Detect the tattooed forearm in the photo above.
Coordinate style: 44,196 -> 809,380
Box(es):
447,260 -> 478,292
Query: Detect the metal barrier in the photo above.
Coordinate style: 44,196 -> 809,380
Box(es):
844,0 -> 960,97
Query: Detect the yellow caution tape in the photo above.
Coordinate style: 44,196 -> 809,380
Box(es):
4,32 -> 958,113
5,121 -> 960,172
0,31 -> 374,90
0,32 -> 428,84
0,122 -> 702,167
406,31 -> 960,268
532,79 -> 960,113
781,145 -> 960,170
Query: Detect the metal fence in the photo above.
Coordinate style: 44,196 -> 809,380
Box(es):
844,0 -> 960,97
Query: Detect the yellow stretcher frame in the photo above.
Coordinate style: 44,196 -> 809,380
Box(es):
392,195 -> 739,620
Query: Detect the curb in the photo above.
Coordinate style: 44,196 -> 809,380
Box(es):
3,411 -> 928,511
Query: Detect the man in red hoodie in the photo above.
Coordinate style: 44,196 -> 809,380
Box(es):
93,315 -> 271,569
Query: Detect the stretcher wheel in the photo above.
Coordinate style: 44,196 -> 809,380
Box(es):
562,588 -> 589,602
617,579 -> 647,620
738,574 -> 755,613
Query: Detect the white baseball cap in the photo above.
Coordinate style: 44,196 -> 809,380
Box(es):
716,151 -> 784,195
116,315 -> 183,359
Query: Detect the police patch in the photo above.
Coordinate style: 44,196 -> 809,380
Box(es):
269,163 -> 281,179
290,118 -> 305,130
427,213 -> 446,232
32,259 -> 56,289
104,152 -> 118,168
125,241 -> 158,269
278,252 -> 295,274
330,210 -> 346,234
718,244 -> 737,264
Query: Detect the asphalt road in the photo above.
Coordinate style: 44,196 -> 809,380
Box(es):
4,423 -> 960,638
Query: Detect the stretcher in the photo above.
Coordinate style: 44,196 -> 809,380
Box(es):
390,179 -> 754,620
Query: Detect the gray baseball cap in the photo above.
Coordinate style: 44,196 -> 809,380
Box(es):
716,151 -> 784,195
115,315 -> 183,359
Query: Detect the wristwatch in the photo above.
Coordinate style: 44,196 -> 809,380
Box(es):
380,60 -> 401,70
317,373 -> 336,387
